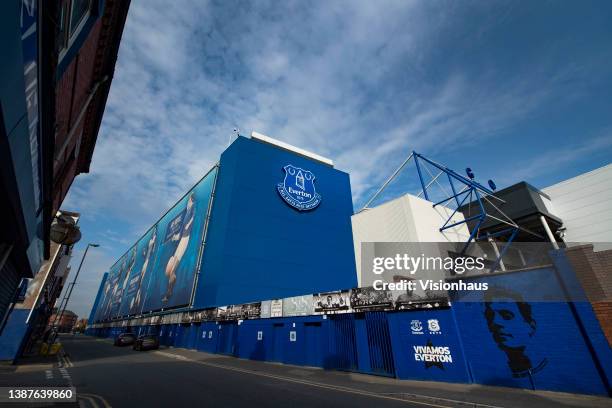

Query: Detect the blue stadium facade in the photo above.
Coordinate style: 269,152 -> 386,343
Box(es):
86,135 -> 612,397
89,135 -> 357,322
193,135 -> 357,308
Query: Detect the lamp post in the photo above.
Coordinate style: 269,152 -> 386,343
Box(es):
52,243 -> 99,336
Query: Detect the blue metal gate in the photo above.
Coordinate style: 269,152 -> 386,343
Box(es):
365,312 -> 395,377
271,323 -> 285,362
328,314 -> 358,371
217,322 -> 238,355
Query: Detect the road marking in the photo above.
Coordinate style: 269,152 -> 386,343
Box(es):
153,351 -> 189,361
153,351 -> 458,408
380,393 -> 504,408
58,352 -> 74,368
15,363 -> 52,372
65,354 -> 74,367
79,393 -> 112,408
57,355 -> 74,387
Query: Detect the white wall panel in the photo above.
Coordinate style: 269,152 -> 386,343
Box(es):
543,164 -> 612,251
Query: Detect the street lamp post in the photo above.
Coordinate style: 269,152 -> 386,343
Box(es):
52,243 -> 99,336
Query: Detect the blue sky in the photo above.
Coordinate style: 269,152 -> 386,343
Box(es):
62,0 -> 612,318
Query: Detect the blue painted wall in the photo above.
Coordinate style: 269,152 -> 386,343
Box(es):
450,266 -> 611,396
0,309 -> 29,361
196,322 -> 218,353
236,316 -> 328,366
88,289 -> 611,397
193,136 -> 357,308
0,0 -> 44,277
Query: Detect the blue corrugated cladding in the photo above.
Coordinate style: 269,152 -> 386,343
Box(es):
0,309 -> 30,361
193,136 -> 357,308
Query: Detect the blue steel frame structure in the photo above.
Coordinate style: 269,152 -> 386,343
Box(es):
361,151 -> 520,273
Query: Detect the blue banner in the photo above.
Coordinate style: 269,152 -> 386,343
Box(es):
97,267 -> 121,322
137,167 -> 217,312
117,227 -> 158,317
108,249 -> 136,319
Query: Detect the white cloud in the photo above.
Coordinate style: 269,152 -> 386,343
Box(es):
61,0 -> 612,317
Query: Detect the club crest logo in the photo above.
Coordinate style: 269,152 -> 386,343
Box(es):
411,319 -> 423,334
277,164 -> 322,211
428,319 -> 441,334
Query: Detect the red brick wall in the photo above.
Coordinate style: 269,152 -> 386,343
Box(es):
565,245 -> 612,346
53,19 -> 103,215
592,302 -> 612,347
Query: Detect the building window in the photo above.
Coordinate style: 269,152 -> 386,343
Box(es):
58,0 -> 93,57
69,0 -> 91,36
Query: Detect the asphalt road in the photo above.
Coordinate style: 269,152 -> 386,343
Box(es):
3,335 -> 609,408
60,335 -> 425,408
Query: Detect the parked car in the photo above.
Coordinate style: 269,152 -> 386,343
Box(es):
114,333 -> 136,346
133,334 -> 159,351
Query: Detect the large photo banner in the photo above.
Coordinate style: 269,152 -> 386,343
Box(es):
349,287 -> 394,311
98,266 -> 122,322
141,168 -> 217,313
109,248 -> 136,319
118,226 -> 159,317
282,295 -> 313,316
93,273 -> 111,322
313,291 -> 351,314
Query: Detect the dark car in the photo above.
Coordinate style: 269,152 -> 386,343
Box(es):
133,334 -> 159,351
113,333 -> 136,346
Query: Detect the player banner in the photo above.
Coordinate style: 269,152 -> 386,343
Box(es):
313,291 -> 351,314
349,287 -> 394,311
137,167 -> 217,313
282,295 -> 313,316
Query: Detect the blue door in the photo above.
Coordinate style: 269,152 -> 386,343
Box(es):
327,314 -> 358,371
303,322 -> 324,367
217,322 -> 238,355
271,323 -> 285,362
364,312 -> 395,377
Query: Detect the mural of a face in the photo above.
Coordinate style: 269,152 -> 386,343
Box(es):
484,287 -> 546,378
485,299 -> 535,349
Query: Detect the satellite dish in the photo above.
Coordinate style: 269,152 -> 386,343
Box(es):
50,214 -> 82,245
488,179 -> 497,191
465,167 -> 475,180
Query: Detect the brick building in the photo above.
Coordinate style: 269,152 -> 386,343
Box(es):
48,309 -> 78,334
0,0 -> 130,330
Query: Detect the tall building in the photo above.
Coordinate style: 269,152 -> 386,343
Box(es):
0,0 -> 130,327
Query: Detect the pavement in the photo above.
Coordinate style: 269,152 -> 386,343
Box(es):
0,334 -> 610,408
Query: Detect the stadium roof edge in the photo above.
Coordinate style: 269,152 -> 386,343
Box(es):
250,131 -> 334,167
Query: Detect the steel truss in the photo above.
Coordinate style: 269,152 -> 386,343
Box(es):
360,151 -> 520,272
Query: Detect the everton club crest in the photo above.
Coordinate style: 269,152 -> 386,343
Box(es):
277,164 -> 322,211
